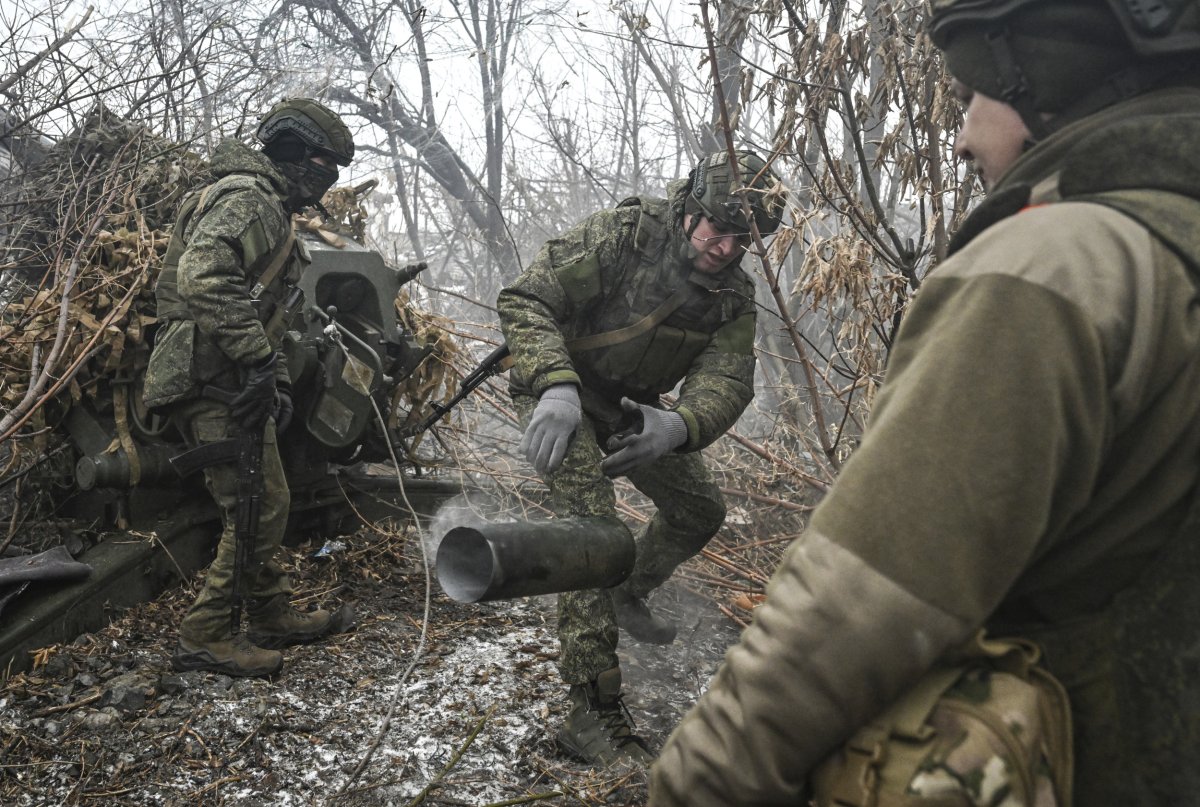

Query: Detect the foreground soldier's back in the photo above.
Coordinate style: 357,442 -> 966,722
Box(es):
650,1 -> 1200,804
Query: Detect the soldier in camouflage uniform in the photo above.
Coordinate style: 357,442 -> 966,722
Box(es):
497,151 -> 786,766
650,1 -> 1200,804
142,99 -> 355,678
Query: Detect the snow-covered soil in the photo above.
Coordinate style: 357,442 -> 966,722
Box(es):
0,520 -> 743,806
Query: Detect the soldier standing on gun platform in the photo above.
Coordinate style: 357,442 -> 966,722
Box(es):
142,99 -> 355,678
497,151 -> 786,765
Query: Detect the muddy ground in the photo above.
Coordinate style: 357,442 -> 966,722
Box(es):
0,515 -> 750,806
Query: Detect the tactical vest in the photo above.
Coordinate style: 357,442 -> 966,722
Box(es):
143,174 -> 301,409
960,171 -> 1200,804
553,195 -> 748,405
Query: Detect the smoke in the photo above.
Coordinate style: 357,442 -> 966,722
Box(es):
424,487 -> 519,564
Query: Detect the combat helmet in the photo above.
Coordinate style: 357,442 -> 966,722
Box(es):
928,0 -> 1200,138
686,150 -> 786,236
256,98 -> 354,210
256,98 -> 354,166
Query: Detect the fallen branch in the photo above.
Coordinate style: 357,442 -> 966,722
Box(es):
699,547 -> 771,587
403,703 -> 497,807
725,428 -> 830,493
477,792 -> 564,806
719,485 -> 813,512
717,602 -> 751,628
32,691 -> 101,717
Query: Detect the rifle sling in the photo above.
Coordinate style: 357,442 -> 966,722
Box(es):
249,224 -> 296,297
565,286 -> 690,352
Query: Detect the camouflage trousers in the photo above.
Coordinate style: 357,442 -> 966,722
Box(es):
515,395 -> 726,684
170,398 -> 292,642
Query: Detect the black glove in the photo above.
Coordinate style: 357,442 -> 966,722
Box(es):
274,382 -> 294,433
230,352 -> 278,432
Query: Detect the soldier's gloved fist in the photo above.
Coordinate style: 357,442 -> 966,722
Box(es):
520,384 -> 581,476
230,352 -> 278,432
601,397 -> 687,478
274,383 -> 294,433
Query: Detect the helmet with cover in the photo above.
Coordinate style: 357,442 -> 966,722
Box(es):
256,98 -> 354,166
685,150 -> 786,236
928,0 -> 1200,139
256,98 -> 354,209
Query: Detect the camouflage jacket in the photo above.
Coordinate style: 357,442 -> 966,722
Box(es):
651,88 -> 1200,807
143,140 -> 302,409
497,181 -> 756,451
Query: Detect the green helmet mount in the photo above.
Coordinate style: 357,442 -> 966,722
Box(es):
687,150 -> 786,236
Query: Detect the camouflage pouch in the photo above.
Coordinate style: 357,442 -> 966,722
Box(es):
810,631 -> 1073,807
142,319 -> 199,409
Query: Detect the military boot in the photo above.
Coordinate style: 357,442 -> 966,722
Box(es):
557,667 -> 655,767
171,634 -> 283,678
246,594 -> 333,649
611,588 -> 677,645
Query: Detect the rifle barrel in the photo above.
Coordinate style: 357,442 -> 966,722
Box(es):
413,344 -> 511,435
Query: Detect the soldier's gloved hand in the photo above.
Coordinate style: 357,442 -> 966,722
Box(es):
520,384 -> 581,476
230,352 -> 278,432
274,382 -> 294,433
601,397 -> 687,478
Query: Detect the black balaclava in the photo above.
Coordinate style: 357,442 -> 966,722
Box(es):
263,132 -> 340,212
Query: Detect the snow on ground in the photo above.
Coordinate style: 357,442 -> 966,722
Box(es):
0,522 -> 742,806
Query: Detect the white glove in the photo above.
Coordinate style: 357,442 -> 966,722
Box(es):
600,397 -> 687,477
520,384 -> 581,475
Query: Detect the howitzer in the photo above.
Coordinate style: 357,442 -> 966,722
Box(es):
412,343 -> 512,434
436,517 -> 635,603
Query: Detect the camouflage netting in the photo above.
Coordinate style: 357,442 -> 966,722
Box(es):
0,106 -> 457,492
390,288 -> 461,451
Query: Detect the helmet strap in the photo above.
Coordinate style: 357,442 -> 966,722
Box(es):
679,212 -> 704,264
985,27 -> 1052,141
262,132 -> 307,164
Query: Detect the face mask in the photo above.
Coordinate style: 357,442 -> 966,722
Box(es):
276,158 -> 339,211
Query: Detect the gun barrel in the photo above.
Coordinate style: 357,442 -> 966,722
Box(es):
396,262 -> 428,285
436,517 -> 634,603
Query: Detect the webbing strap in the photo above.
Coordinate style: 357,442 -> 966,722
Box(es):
248,224 -> 296,298
565,286 -> 690,352
175,181 -> 295,298
194,185 -> 212,217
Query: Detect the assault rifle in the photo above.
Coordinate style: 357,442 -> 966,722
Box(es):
227,421 -> 264,636
413,343 -> 512,434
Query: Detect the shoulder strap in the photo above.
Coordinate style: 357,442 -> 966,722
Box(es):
565,286 -> 690,352
169,175 -> 296,297
633,196 -> 670,258
248,223 -> 296,297
614,194 -> 671,258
